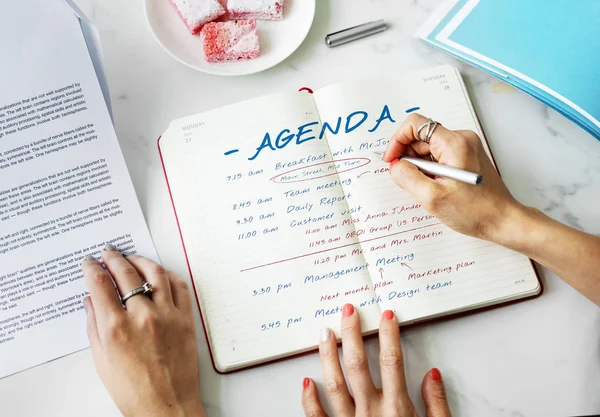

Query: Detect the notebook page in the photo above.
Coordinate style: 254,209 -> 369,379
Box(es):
314,65 -> 540,324
159,92 -> 383,372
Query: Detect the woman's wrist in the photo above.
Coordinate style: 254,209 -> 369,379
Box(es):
486,201 -> 538,251
160,401 -> 206,417
184,403 -> 206,417
180,397 -> 206,417
130,400 -> 205,417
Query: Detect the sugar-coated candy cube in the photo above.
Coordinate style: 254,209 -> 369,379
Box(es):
201,20 -> 260,62
227,0 -> 283,21
169,0 -> 226,35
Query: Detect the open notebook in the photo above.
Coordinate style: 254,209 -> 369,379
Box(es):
158,65 -> 541,373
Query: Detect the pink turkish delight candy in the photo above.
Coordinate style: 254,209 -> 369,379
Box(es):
227,0 -> 283,20
201,20 -> 260,62
169,0 -> 226,35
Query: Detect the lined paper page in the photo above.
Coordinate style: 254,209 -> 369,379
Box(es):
159,92 -> 382,372
314,65 -> 540,324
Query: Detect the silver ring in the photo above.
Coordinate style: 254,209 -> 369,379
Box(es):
121,282 -> 153,304
416,118 -> 440,144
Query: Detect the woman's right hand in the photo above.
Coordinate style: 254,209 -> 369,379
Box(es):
382,113 -> 524,243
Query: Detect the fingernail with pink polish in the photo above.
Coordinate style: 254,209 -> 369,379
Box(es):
342,303 -> 354,318
382,310 -> 394,320
302,378 -> 310,390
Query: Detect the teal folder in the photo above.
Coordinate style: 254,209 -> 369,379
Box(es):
418,0 -> 600,140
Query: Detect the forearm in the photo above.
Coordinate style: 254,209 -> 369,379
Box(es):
178,399 -> 206,417
493,204 -> 600,305
125,397 -> 205,417
171,394 -> 206,417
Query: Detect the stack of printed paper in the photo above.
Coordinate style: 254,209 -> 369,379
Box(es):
0,0 -> 157,379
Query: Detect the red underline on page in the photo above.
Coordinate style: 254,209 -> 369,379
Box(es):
240,222 -> 441,272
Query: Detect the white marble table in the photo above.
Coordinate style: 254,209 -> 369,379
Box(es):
1,0 -> 599,416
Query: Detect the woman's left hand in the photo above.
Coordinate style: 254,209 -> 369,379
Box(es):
301,304 -> 452,417
82,247 -> 205,417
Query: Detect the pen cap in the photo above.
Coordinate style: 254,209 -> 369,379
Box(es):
325,19 -> 387,48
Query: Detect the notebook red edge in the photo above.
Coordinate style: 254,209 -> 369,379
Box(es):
156,102 -> 543,376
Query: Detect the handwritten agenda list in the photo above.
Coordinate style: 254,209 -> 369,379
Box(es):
160,68 -> 539,370
219,100 -> 463,314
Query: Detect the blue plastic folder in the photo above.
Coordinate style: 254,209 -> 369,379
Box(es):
418,0 -> 600,140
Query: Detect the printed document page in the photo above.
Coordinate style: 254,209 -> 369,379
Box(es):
0,0 -> 157,378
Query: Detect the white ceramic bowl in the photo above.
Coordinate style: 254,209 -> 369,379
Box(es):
145,0 -> 316,76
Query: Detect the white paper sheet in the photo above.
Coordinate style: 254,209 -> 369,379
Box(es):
0,0 -> 157,378
62,0 -> 113,116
